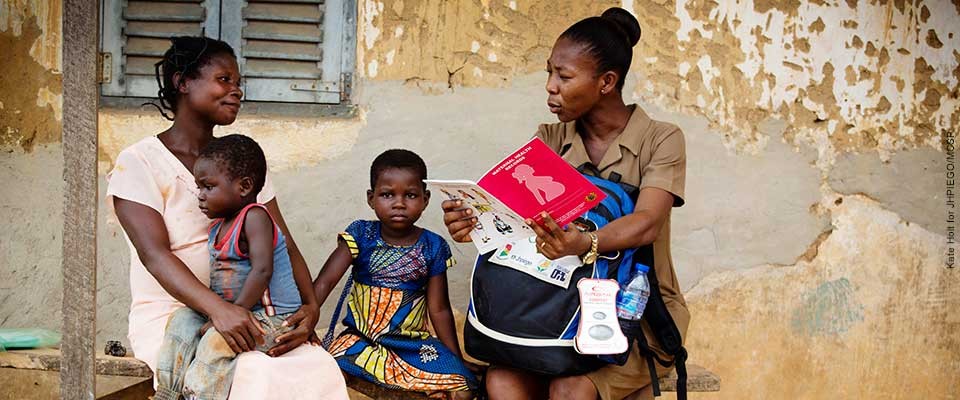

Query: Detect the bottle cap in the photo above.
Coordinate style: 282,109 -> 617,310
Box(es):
635,263 -> 650,273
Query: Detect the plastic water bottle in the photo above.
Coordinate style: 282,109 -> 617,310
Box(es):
616,263 -> 651,320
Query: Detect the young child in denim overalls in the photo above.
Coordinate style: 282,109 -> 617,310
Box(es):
154,134 -> 302,400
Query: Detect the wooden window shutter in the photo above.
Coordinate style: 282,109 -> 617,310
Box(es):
222,0 -> 353,103
101,0 -> 218,98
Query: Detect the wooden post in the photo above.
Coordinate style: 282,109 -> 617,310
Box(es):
61,0 -> 99,398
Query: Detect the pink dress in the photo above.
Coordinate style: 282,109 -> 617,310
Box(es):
106,136 -> 348,400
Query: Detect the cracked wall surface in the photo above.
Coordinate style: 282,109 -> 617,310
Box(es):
361,0 -> 958,161
684,194 -> 959,398
1,1 -> 955,398
0,0 -> 62,150
356,0 -> 610,87
639,0 -> 960,164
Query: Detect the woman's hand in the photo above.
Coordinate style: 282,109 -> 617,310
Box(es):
209,302 -> 266,354
441,200 -> 477,243
526,212 -> 592,260
268,303 -> 321,357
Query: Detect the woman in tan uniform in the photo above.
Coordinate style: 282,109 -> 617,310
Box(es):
441,8 -> 688,400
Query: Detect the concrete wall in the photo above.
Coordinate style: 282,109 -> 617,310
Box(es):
0,0 -> 64,336
2,0 -> 956,398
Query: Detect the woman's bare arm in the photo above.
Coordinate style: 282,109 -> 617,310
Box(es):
113,197 -> 264,352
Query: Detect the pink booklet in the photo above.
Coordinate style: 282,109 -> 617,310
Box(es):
426,137 -> 606,253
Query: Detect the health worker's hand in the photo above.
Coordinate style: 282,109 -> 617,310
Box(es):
526,212 -> 592,260
441,200 -> 476,243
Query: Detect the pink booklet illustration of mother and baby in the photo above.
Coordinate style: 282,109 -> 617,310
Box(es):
426,137 -> 606,253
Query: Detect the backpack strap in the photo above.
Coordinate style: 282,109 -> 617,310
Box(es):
638,248 -> 683,354
639,333 -> 662,397
608,171 -> 623,183
575,162 -> 601,177
634,245 -> 687,399
675,348 -> 688,400
577,164 -> 640,200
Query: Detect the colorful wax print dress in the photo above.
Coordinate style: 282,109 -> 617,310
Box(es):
326,220 -> 478,392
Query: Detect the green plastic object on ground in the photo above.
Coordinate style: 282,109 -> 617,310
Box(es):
0,328 -> 62,351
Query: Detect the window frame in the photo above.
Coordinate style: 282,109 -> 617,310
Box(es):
98,0 -> 357,106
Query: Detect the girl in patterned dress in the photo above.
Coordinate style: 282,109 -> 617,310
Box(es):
313,149 -> 478,399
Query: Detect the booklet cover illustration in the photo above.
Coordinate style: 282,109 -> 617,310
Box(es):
426,137 -> 606,253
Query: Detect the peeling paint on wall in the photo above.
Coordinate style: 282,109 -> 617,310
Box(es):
634,0 -> 960,163
357,0 -> 613,88
35,85 -> 61,121
359,0 -> 958,166
0,0 -> 62,151
0,0 -> 61,71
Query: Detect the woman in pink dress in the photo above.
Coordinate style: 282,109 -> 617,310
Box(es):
106,36 -> 348,399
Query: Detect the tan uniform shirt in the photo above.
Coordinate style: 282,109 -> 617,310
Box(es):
536,104 -> 690,355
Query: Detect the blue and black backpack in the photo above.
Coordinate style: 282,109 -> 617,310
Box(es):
464,170 -> 688,399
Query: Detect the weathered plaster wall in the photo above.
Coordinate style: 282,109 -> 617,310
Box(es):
0,0 -> 62,150
0,146 -> 63,334
359,0 -> 959,161
356,3 -> 956,396
637,0 -> 960,163
0,0 -> 63,335
685,193 -> 959,398
354,0 -> 612,88
97,108 -> 366,172
1,1 -> 955,398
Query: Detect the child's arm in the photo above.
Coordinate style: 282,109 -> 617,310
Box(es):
232,207 -> 275,311
263,200 -> 323,355
426,272 -> 464,359
312,240 -> 353,307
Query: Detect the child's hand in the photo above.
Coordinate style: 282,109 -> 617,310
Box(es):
267,304 -> 320,357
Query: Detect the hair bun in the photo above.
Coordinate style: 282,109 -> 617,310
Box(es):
601,7 -> 641,47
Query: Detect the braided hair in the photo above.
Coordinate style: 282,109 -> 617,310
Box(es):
145,36 -> 236,120
559,8 -> 641,92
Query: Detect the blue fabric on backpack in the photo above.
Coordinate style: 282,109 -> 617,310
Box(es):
561,175 -> 639,355
464,173 -> 644,375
